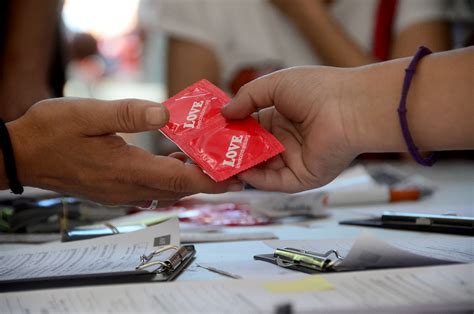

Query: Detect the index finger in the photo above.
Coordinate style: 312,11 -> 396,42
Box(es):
127,150 -> 243,194
221,72 -> 282,119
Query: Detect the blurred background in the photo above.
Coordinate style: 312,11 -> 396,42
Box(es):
1,0 -> 473,154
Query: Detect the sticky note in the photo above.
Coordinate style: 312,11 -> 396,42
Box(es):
262,276 -> 334,293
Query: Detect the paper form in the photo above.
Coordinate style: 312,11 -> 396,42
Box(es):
0,218 -> 179,282
196,260 -> 297,279
0,264 -> 472,313
264,232 -> 473,271
181,231 -> 277,243
336,232 -> 453,270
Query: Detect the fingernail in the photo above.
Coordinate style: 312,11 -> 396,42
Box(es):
221,102 -> 232,112
228,183 -> 244,192
146,106 -> 168,127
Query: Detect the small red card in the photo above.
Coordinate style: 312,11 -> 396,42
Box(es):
160,80 -> 285,182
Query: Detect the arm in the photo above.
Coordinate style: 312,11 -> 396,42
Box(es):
0,0 -> 60,121
391,20 -> 450,58
350,47 -> 474,153
271,0 -> 450,66
0,98 -> 239,205
167,37 -> 220,96
222,47 -> 474,192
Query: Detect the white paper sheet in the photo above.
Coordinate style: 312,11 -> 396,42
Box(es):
181,231 -> 277,243
0,218 -> 179,282
264,232 -> 474,271
1,264 -> 472,313
196,260 -> 297,279
336,232 -> 454,270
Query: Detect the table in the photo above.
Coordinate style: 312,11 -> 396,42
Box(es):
178,160 -> 474,281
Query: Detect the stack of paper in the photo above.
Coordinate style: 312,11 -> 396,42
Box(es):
264,232 -> 474,271
0,218 -> 179,289
1,264 -> 472,313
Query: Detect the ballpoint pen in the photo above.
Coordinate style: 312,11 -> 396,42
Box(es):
196,264 -> 242,279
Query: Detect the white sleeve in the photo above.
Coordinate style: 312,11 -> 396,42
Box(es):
146,0 -> 217,49
394,0 -> 448,34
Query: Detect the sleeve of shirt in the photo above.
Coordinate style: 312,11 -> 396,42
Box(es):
394,0 -> 448,35
140,0 -> 217,49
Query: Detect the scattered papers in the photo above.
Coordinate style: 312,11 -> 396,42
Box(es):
0,218 -> 179,282
184,190 -> 327,219
264,232 -> 474,271
1,264 -> 472,313
335,232 -> 452,271
196,260 -> 296,279
181,231 -> 277,243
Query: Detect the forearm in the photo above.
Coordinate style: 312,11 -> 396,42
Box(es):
286,3 -> 375,67
167,38 -> 220,96
2,0 -> 60,82
346,47 -> 474,154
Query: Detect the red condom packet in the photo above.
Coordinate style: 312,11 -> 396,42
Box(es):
160,79 -> 285,182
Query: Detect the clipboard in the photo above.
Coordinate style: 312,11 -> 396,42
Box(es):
0,245 -> 195,292
254,248 -> 343,274
340,211 -> 474,236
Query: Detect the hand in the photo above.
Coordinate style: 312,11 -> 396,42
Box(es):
221,67 -> 359,193
7,98 -> 241,205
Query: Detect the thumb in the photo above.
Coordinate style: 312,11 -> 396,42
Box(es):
82,99 -> 169,135
221,72 -> 281,119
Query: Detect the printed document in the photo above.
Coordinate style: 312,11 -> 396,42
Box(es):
1,264 -> 472,313
0,218 -> 179,282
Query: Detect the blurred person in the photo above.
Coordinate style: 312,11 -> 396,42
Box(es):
221,47 -> 473,192
0,0 -> 65,122
70,33 -> 99,61
142,0 -> 450,96
67,32 -> 108,83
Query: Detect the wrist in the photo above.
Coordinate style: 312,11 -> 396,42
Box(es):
342,61 -> 410,154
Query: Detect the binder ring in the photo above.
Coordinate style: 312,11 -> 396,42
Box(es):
139,200 -> 159,210
104,223 -> 120,234
275,248 -> 343,272
136,245 -> 179,271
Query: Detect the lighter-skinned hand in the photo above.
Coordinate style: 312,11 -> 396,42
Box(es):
221,67 -> 359,193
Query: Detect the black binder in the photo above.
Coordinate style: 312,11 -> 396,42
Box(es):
0,245 -> 195,292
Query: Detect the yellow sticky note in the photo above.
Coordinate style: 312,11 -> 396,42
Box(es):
262,276 -> 334,293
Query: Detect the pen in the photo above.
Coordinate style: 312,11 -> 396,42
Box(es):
327,185 -> 422,206
382,211 -> 474,227
196,264 -> 242,279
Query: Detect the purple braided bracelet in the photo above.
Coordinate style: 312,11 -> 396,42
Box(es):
397,46 -> 438,166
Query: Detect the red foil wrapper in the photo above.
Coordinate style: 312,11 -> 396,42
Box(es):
161,80 -> 285,181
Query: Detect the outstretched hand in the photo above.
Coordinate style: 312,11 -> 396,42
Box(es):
8,98 -> 241,206
222,67 -> 359,192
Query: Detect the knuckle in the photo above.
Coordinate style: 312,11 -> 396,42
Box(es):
116,100 -> 137,131
114,170 -> 132,186
167,173 -> 188,192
